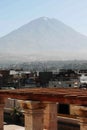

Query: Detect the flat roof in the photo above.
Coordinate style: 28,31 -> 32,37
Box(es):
0,88 -> 87,105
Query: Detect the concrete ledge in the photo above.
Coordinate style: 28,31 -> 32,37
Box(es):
57,115 -> 79,124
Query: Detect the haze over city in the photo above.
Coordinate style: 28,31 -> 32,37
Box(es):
1,2 -> 87,130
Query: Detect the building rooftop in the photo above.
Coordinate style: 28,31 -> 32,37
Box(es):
0,88 -> 87,105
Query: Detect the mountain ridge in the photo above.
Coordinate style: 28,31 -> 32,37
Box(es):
0,17 -> 87,62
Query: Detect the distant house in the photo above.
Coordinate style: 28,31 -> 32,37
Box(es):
49,69 -> 79,88
39,72 -> 52,87
80,74 -> 87,84
0,70 -> 10,88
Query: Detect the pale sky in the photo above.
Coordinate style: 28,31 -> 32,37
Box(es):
0,0 -> 87,37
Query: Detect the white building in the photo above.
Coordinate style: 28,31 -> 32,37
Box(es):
80,74 -> 87,83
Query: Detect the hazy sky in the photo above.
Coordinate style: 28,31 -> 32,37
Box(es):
0,0 -> 87,37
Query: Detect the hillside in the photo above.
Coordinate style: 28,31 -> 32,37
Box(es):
0,17 -> 87,61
